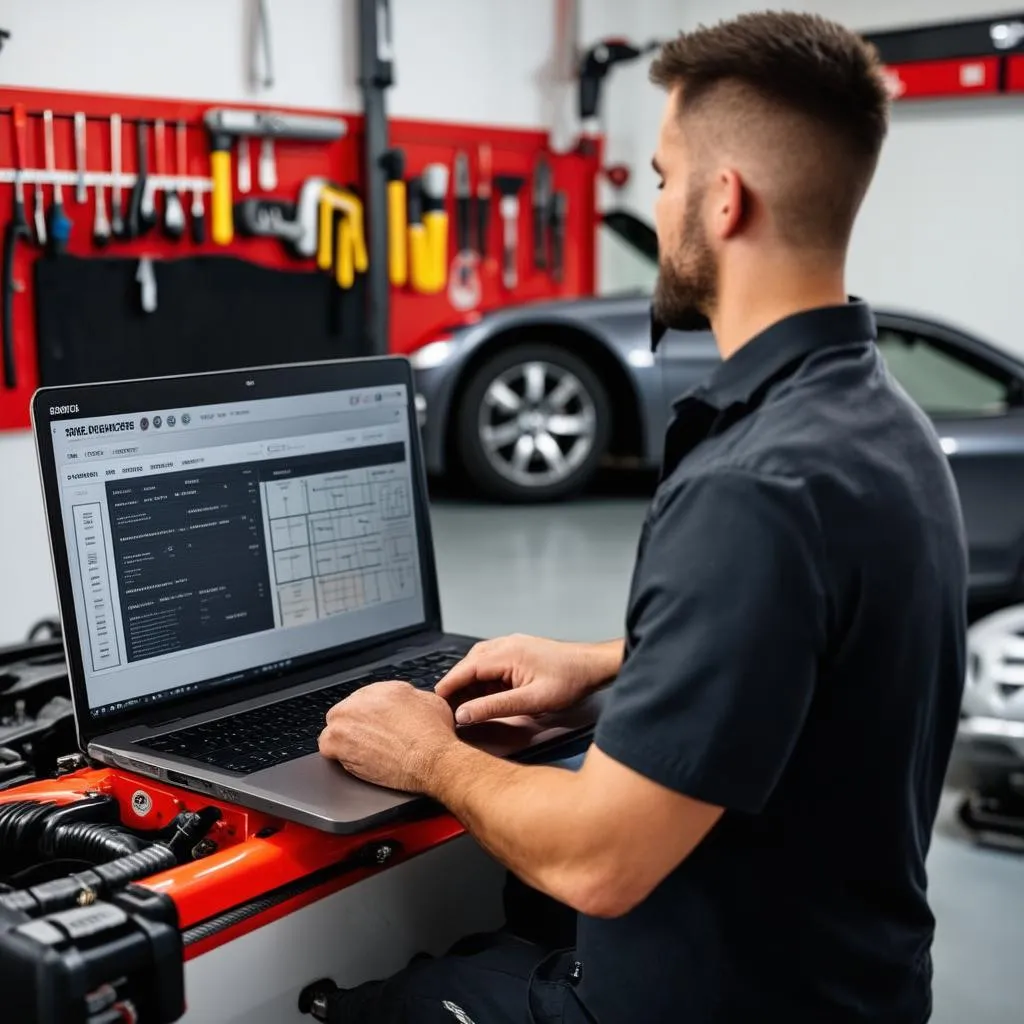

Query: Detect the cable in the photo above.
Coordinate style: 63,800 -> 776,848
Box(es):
0,844 -> 176,916
184,839 -> 401,945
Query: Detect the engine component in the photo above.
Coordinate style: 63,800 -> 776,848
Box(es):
0,884 -> 185,1024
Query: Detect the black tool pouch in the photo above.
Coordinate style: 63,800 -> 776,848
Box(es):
34,254 -> 366,386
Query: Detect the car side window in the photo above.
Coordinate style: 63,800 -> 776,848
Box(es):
876,329 -> 1012,417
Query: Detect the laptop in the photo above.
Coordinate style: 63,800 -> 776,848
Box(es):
32,358 -> 596,833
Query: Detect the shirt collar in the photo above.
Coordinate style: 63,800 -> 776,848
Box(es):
669,299 -> 877,411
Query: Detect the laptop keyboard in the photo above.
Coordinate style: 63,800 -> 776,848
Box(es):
138,651 -> 463,774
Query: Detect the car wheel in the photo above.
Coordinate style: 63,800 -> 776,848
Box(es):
456,343 -> 611,501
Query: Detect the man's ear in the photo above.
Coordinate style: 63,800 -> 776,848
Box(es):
713,168 -> 745,240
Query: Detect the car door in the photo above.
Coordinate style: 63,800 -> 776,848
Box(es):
875,320 -> 1024,605
655,327 -> 720,422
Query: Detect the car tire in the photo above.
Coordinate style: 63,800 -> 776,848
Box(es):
456,343 -> 612,502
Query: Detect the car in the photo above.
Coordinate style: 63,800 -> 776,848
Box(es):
412,212 -> 1024,809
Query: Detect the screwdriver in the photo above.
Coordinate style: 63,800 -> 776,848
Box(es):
43,110 -> 72,255
476,144 -> 492,263
110,114 -> 125,239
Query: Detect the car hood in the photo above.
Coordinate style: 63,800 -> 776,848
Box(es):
469,291 -> 652,330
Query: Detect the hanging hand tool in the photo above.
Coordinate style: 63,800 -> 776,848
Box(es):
32,178 -> 46,247
250,0 -> 275,90
237,136 -> 252,193
380,148 -> 407,286
43,110 -> 72,255
2,178 -> 29,389
157,119 -> 185,239
74,112 -> 88,204
549,191 -> 568,284
129,120 -> 156,237
476,143 -> 492,264
532,155 -> 552,271
169,120 -> 189,241
110,114 -> 125,239
317,186 -> 367,289
494,175 -> 524,290
421,163 -> 449,292
448,151 -> 481,311
258,137 -> 277,190
204,108 -> 347,245
3,104 -> 31,389
136,256 -> 158,313
190,187 -> 206,244
406,179 -> 431,293
235,177 -> 325,255
92,179 -> 110,247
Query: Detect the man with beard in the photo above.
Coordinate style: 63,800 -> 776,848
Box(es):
317,11 -> 966,1024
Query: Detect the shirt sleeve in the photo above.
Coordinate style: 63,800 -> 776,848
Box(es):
595,468 -> 828,815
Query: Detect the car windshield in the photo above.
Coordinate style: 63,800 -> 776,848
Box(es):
599,209 -> 658,295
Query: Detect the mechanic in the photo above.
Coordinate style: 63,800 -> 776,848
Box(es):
317,12 -> 966,1023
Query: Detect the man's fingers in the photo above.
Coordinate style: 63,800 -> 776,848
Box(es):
454,688 -> 541,725
435,646 -> 500,697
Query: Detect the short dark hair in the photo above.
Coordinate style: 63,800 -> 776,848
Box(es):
650,11 -> 889,160
650,12 -> 890,249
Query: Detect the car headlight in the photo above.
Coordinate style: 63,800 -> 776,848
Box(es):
410,339 -> 455,370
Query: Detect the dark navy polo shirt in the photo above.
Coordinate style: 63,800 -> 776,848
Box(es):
578,302 -> 967,1023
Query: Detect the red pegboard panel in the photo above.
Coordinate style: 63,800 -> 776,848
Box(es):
1007,55 -> 1024,93
0,86 -> 601,432
388,119 -> 599,353
882,56 -> 1001,100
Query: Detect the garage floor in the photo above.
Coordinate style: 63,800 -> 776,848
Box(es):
430,488 -> 1024,1024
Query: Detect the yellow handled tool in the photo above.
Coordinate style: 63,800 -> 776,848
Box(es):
406,178 -> 436,294
203,108 -> 348,247
381,148 -> 408,287
209,148 -> 233,245
420,164 -> 449,292
336,216 -> 355,289
317,186 -> 367,289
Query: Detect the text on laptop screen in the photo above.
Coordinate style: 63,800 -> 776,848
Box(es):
49,385 -> 425,718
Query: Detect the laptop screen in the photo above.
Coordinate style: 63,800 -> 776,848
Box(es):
47,379 -> 426,719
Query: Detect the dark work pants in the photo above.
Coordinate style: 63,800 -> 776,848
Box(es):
323,931 -> 598,1023
325,876 -> 595,1022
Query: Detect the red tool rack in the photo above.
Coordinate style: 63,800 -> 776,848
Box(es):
0,86 -> 602,433
866,12 -> 1024,101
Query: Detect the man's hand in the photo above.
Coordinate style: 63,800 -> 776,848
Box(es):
319,682 -> 458,793
436,635 -> 623,725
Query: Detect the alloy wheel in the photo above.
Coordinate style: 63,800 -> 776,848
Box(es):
476,360 -> 598,488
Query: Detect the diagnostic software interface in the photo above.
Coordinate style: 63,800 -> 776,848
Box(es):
49,384 -> 425,718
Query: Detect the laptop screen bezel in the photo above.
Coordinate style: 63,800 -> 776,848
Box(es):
31,356 -> 443,746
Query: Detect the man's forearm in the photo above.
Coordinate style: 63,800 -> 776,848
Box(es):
425,741 -> 597,907
583,638 -> 625,691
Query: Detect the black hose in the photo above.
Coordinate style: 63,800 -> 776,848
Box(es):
0,800 -> 56,853
48,821 -> 146,860
38,794 -> 120,855
92,844 -> 176,890
0,844 -> 176,916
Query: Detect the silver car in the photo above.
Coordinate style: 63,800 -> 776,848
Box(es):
413,213 -> 1024,806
